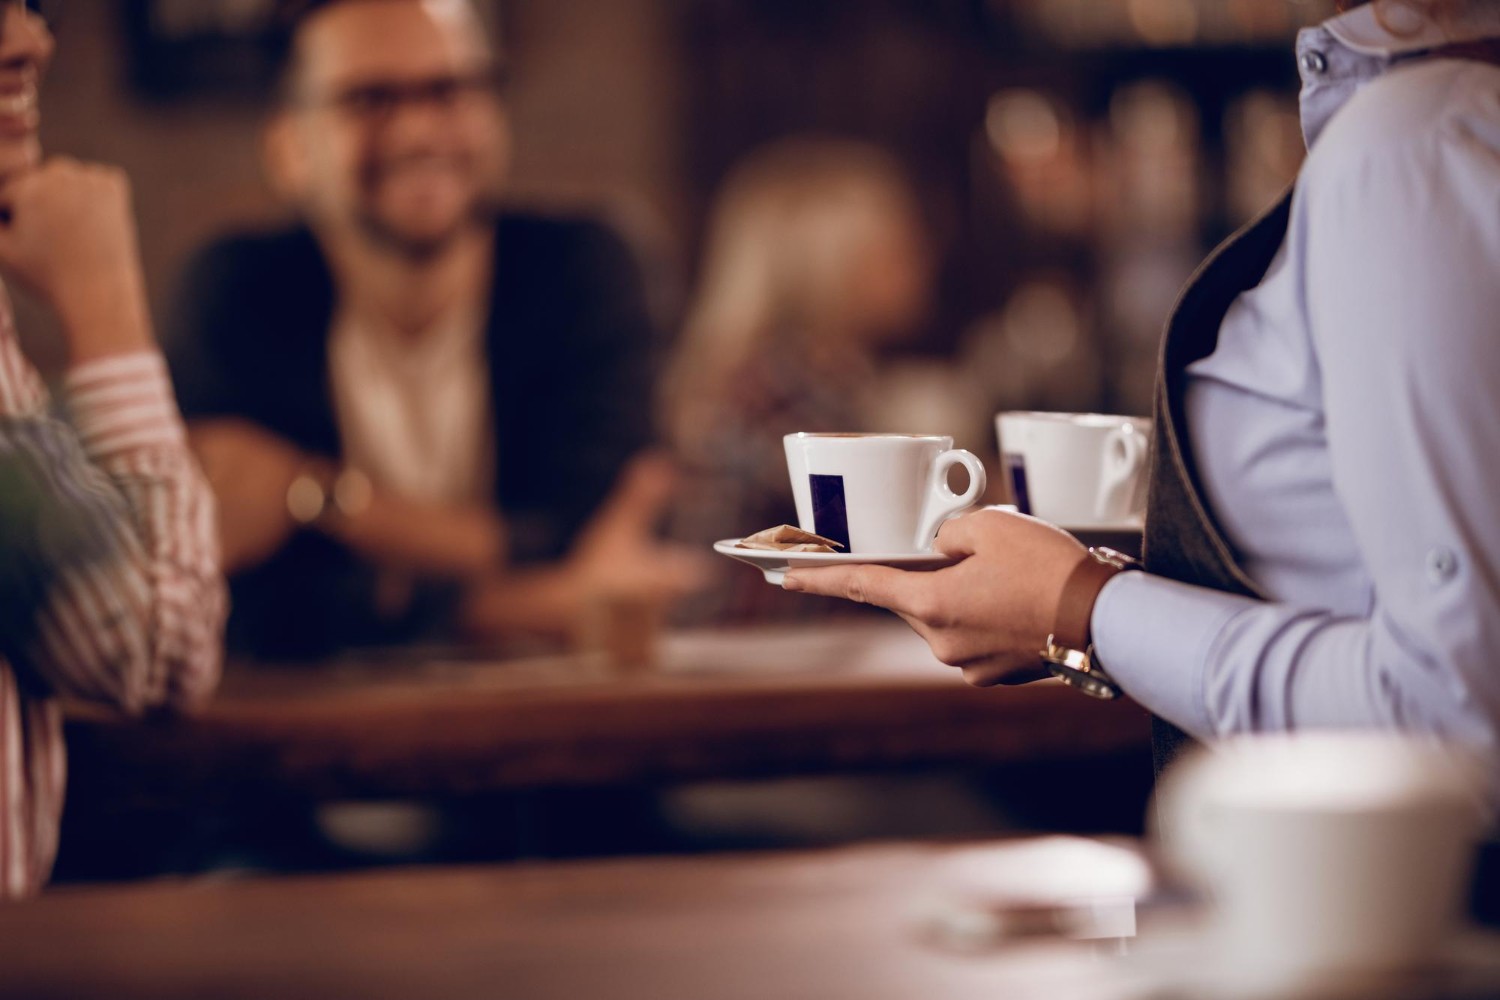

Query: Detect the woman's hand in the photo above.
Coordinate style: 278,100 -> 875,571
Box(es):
782,507 -> 1088,686
0,158 -> 153,363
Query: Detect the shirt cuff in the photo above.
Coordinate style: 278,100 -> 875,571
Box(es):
62,351 -> 186,459
1090,571 -> 1254,740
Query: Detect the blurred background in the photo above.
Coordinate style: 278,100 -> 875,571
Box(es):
30,0 -> 1322,434
39,0 -> 1336,884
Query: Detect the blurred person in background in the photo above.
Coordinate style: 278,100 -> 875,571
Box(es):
169,0 -> 702,660
664,137 -> 934,622
0,0 -> 225,897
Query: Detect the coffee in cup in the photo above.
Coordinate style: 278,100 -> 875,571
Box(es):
783,433 -> 986,554
996,411 -> 1150,527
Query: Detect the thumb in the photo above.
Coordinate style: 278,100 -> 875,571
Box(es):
933,505 -> 1042,559
933,510 -> 984,559
780,563 -> 924,616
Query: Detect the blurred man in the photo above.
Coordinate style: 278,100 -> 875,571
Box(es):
0,1 -> 225,896
170,0 -> 701,658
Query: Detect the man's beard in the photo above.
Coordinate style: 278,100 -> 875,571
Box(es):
353,198 -> 496,264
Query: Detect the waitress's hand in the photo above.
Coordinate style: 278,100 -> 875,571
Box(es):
0,158 -> 153,364
782,507 -> 1087,686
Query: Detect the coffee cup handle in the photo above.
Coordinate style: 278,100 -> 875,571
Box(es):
917,450 -> 987,550
1094,424 -> 1148,523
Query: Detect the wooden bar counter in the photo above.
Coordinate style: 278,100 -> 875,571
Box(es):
65,621 -> 1151,801
0,840 -> 1138,1000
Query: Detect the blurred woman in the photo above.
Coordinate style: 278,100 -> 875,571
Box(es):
664,137 -> 933,621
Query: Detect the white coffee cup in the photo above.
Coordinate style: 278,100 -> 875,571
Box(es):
1155,734 -> 1488,992
995,412 -> 1150,527
783,433 -> 986,554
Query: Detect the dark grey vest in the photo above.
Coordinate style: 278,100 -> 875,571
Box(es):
1142,191 -> 1292,774
1143,190 -> 1500,923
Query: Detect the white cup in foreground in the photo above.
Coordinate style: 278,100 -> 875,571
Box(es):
1155,734 -> 1487,992
996,411 -> 1150,527
783,433 -> 986,554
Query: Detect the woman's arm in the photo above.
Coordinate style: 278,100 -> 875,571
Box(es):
0,160 -> 224,713
187,417 -> 508,578
0,350 -> 224,713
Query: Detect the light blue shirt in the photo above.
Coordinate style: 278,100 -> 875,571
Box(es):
1091,5 -> 1500,773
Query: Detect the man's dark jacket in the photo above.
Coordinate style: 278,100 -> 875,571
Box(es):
167,213 -> 658,659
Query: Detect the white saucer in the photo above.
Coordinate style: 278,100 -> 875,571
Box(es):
713,539 -> 954,585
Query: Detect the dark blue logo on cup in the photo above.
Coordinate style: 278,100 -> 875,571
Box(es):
1003,453 -> 1031,516
809,474 -> 851,552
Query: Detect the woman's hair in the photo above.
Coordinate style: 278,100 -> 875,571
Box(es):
663,137 -> 920,447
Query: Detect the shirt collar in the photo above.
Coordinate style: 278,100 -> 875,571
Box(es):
1296,3 -> 1500,148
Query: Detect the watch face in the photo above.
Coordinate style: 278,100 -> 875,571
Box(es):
1044,661 -> 1120,700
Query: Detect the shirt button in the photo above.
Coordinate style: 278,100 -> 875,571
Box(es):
1300,50 -> 1329,75
1427,547 -> 1459,584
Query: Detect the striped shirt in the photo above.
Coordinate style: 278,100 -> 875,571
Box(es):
0,285 -> 224,899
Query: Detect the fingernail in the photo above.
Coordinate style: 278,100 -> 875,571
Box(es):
781,575 -> 803,592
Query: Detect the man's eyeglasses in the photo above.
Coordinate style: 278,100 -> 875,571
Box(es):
298,68 -> 508,125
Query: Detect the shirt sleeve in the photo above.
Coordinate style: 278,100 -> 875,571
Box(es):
0,347 -> 225,714
1093,89 -> 1500,751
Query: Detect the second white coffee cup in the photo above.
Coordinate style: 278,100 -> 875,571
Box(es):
784,433 -> 986,554
996,411 -> 1150,527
